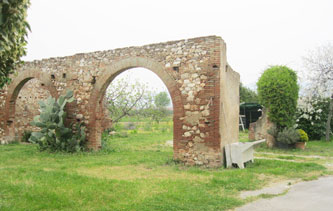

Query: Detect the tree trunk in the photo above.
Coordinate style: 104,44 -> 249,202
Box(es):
325,95 -> 333,142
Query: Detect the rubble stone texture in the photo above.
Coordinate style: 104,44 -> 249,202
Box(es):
249,108 -> 275,148
15,79 -> 50,137
0,36 -> 240,167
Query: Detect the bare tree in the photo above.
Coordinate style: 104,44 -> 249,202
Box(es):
105,75 -> 154,123
303,43 -> 333,141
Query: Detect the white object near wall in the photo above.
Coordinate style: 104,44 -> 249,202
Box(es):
225,139 -> 266,169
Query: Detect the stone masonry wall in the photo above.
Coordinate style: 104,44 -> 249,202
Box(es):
15,79 -> 50,137
0,36 -> 240,167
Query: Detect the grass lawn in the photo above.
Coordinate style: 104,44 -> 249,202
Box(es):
0,129 -> 330,210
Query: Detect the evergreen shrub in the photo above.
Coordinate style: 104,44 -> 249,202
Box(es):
257,65 -> 299,129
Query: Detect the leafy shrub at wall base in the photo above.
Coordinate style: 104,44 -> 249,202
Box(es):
29,90 -> 86,152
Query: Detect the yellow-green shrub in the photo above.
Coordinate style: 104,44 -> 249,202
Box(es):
298,129 -> 309,142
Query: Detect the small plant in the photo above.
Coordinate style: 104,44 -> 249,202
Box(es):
110,123 -> 123,132
276,127 -> 300,145
130,129 -> 138,134
267,125 -> 279,140
29,90 -> 86,152
298,129 -> 309,142
144,121 -> 152,131
21,130 -> 32,143
100,131 -> 115,153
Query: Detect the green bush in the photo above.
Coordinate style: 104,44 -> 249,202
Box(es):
276,127 -> 300,144
296,97 -> 331,140
267,125 -> 279,140
298,129 -> 309,142
29,90 -> 86,152
21,130 -> 32,143
240,82 -> 258,103
257,66 -> 299,129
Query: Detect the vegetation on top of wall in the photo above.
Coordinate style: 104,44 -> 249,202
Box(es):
0,0 -> 30,88
29,90 -> 86,152
257,65 -> 299,129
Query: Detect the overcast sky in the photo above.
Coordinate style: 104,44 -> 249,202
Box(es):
23,0 -> 333,90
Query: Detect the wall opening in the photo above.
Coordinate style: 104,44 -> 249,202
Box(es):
101,67 -> 174,154
11,78 -> 51,140
7,77 -> 51,141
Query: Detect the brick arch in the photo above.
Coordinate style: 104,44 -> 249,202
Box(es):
0,36 -> 241,167
87,56 -> 184,152
3,70 -> 58,139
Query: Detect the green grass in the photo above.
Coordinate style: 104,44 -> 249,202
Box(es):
0,130 -> 329,210
239,129 -> 250,142
255,139 -> 333,157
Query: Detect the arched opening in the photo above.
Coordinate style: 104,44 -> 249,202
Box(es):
3,71 -> 58,141
14,79 -> 51,139
88,57 -> 184,159
102,67 -> 174,148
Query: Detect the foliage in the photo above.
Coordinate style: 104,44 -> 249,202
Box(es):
154,91 -> 170,107
296,96 -> 332,140
29,90 -> 86,152
145,106 -> 169,124
149,91 -> 171,123
257,65 -> 299,129
298,129 -> 309,142
276,127 -> 300,145
303,43 -> 333,94
0,0 -> 30,88
267,125 -> 279,140
106,75 -> 153,123
240,82 -> 258,103
21,130 -> 32,142
106,72 -> 172,124
303,43 -> 333,141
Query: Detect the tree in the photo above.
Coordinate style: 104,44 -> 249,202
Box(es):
0,0 -> 30,88
257,65 -> 299,129
154,91 -> 170,107
106,75 -> 153,123
303,43 -> 333,141
239,82 -> 258,103
150,91 -> 171,123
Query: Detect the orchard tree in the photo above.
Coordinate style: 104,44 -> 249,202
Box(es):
148,91 -> 171,123
303,43 -> 333,141
240,82 -> 258,103
106,75 -> 153,123
154,91 -> 170,107
0,0 -> 30,88
257,65 -> 299,129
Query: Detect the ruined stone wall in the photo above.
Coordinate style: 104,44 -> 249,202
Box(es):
15,79 -> 50,137
0,36 -> 240,167
249,108 -> 275,148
